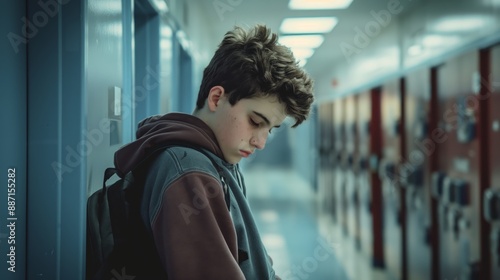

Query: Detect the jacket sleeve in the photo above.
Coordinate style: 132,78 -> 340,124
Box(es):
150,171 -> 246,280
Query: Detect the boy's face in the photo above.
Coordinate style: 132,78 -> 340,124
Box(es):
209,88 -> 287,164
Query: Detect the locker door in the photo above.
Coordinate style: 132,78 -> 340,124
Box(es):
357,91 -> 373,260
404,69 -> 432,280
380,79 -> 404,280
370,87 -> 385,268
134,0 -> 161,124
345,95 -> 360,245
326,103 -> 336,218
333,98 -> 347,234
485,45 -> 500,280
435,51 -> 481,280
1,1 -> 27,279
26,0 -> 87,279
317,104 -> 331,214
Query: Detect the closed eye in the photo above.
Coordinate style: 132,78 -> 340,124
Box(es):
249,118 -> 260,127
250,116 -> 273,134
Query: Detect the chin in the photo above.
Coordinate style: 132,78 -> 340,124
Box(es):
227,157 -> 241,164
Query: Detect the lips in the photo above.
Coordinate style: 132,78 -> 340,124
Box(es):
239,150 -> 252,158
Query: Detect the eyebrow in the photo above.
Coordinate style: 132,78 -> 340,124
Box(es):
253,111 -> 281,128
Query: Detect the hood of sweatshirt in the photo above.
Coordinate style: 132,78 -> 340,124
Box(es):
114,113 -> 224,176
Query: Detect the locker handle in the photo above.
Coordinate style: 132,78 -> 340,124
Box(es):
413,119 -> 428,140
484,188 -> 500,222
453,179 -> 470,206
407,165 -> 424,188
378,159 -> 396,181
457,108 -> 476,143
431,171 -> 447,199
357,156 -> 368,171
392,119 -> 400,136
442,177 -> 454,204
347,154 -> 354,169
457,120 -> 476,143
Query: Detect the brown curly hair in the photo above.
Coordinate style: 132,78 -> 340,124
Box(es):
195,25 -> 314,127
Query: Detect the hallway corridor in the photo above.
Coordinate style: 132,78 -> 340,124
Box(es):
245,168 -> 350,280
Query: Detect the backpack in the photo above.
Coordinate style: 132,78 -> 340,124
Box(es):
86,144 -> 229,280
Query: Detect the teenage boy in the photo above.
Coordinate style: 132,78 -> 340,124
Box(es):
114,24 -> 314,279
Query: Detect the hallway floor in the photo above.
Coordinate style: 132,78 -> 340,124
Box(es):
244,168 -> 387,280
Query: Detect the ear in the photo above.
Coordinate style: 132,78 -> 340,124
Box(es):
207,86 -> 226,112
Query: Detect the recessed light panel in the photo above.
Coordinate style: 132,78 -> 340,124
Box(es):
280,17 -> 338,34
278,35 -> 325,49
289,0 -> 353,10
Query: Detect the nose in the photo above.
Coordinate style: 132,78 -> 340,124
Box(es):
251,131 -> 267,150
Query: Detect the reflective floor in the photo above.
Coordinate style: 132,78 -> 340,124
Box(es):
245,168 -> 387,280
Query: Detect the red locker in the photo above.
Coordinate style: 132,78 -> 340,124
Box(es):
404,69 -> 432,280
380,79 -> 404,280
370,87 -> 385,268
484,45 -> 500,280
434,51 -> 481,279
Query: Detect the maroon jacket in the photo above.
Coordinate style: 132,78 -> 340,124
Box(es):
114,113 -> 277,279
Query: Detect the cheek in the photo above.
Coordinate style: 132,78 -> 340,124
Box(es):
220,116 -> 241,144
230,120 -> 249,144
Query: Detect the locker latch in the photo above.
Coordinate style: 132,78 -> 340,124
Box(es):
413,119 -> 428,140
379,161 -> 396,181
347,153 -> 354,169
407,165 -> 424,188
442,176 -> 455,204
453,179 -> 470,206
457,106 -> 476,143
432,171 -> 447,199
442,177 -> 470,206
484,188 -> 500,222
393,119 -> 400,136
357,156 -> 368,171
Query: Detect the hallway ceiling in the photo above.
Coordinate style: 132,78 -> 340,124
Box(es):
195,0 -> 422,80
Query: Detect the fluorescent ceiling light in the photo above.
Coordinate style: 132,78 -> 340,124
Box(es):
279,35 -> 325,49
422,34 -> 461,47
280,17 -> 338,34
289,0 -> 353,10
291,48 -> 315,60
432,16 -> 490,33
